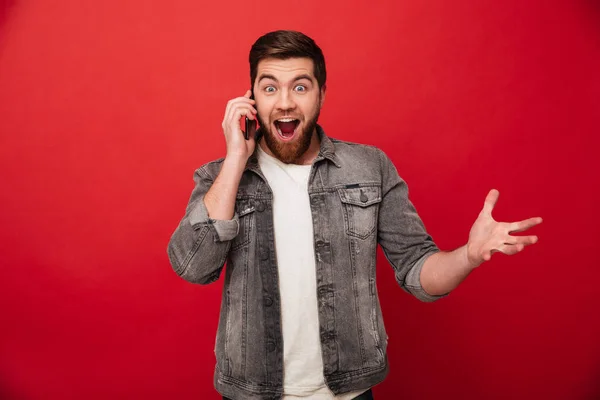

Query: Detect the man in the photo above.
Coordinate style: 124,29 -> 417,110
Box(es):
167,30 -> 542,400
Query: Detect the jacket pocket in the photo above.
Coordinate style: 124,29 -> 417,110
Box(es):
338,186 -> 382,239
230,199 -> 256,251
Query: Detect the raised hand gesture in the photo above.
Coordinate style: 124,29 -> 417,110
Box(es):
466,189 -> 543,268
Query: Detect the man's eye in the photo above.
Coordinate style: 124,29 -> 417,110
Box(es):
295,85 -> 306,92
265,86 -> 276,93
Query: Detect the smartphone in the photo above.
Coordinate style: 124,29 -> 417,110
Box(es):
244,92 -> 257,140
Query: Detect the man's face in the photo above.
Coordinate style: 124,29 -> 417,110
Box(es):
253,57 -> 325,164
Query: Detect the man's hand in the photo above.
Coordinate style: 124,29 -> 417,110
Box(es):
203,91 -> 258,222
221,90 -> 258,160
466,189 -> 543,268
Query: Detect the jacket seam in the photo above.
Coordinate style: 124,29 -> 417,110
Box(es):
196,158 -> 225,181
326,363 -> 387,382
179,225 -> 210,276
217,369 -> 283,393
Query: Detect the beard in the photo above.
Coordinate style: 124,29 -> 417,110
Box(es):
257,105 -> 321,164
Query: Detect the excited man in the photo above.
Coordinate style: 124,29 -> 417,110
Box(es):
167,30 -> 542,400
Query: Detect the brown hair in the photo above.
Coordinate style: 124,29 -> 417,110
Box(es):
249,30 -> 327,90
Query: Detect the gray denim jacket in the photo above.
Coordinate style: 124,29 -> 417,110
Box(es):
167,125 -> 447,400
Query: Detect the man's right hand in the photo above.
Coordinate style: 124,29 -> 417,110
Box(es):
221,90 -> 258,161
204,90 -> 257,222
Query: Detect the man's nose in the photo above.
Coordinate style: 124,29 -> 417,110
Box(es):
276,91 -> 296,112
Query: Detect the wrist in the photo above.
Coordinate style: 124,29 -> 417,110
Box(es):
223,154 -> 248,170
464,243 -> 482,269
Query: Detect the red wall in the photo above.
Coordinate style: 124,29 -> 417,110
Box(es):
1,1 -> 599,399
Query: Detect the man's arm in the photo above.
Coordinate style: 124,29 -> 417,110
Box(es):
203,89 -> 258,220
376,149 -> 445,302
167,165 -> 241,284
419,189 -> 542,296
203,156 -> 246,220
166,90 -> 258,284
419,246 -> 474,296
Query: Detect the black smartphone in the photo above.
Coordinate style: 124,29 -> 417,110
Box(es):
244,92 -> 256,140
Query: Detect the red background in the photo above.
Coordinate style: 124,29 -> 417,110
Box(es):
1,1 -> 599,399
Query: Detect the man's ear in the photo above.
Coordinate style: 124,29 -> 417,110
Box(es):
319,84 -> 327,107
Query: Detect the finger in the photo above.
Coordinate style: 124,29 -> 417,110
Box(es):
482,250 -> 492,261
508,217 -> 543,233
233,103 -> 257,120
236,106 -> 257,121
224,97 -> 257,124
223,99 -> 235,128
237,107 -> 259,135
230,93 -> 256,110
482,189 -> 499,216
504,235 -> 538,246
223,93 -> 256,120
231,96 -> 256,105
230,105 -> 258,136
226,100 -> 257,125
498,243 -> 525,256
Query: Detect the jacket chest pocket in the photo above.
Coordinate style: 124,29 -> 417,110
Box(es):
338,186 -> 382,240
230,199 -> 256,251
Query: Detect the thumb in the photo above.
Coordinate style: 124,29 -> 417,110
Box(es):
482,189 -> 499,216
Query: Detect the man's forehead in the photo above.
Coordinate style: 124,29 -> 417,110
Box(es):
257,57 -> 315,80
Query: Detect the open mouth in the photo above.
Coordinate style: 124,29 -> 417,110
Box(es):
274,118 -> 300,141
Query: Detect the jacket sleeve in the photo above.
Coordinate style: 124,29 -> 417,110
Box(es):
376,149 -> 448,302
167,165 -> 239,284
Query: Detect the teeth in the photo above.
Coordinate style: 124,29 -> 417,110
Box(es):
277,118 -> 296,122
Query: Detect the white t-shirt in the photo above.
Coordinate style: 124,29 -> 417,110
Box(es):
257,145 -> 368,400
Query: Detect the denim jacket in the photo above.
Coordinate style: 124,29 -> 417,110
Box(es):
167,125 -> 446,400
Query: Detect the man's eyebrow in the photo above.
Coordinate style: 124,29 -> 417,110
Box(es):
257,73 -> 315,84
292,74 -> 314,83
257,73 -> 278,83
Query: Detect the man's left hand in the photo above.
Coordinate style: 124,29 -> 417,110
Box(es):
466,189 -> 543,268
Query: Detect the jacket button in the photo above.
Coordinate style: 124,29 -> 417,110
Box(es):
256,202 -> 266,212
360,190 -> 368,203
260,250 -> 269,261
315,240 -> 324,247
267,342 -> 276,352
264,297 -> 273,307
310,197 -> 319,205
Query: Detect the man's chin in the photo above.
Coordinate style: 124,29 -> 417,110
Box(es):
262,126 -> 314,164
